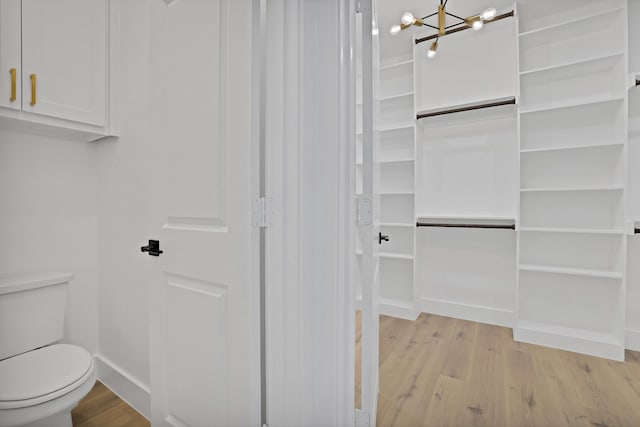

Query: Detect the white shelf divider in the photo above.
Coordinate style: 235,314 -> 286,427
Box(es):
518,227 -> 625,235
519,264 -> 623,280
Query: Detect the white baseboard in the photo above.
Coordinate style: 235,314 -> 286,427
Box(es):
515,324 -> 624,361
379,298 -> 419,321
420,297 -> 514,328
627,329 -> 640,352
94,354 -> 150,420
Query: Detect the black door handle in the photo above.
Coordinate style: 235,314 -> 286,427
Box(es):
378,232 -> 389,245
141,239 -> 163,256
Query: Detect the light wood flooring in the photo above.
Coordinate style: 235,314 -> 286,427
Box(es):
369,313 -> 640,427
71,381 -> 149,427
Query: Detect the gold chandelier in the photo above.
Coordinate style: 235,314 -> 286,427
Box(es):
390,1 -> 498,59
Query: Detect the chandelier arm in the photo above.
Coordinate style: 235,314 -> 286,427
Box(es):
443,0 -> 448,7
424,24 -> 440,30
444,11 -> 466,21
421,11 -> 439,19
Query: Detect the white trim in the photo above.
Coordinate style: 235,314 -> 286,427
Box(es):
514,325 -> 624,361
379,298 -> 418,321
94,354 -> 150,420
627,329 -> 640,352
420,297 -> 515,328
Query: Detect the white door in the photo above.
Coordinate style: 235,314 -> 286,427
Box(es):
358,0 -> 381,425
147,1 -> 259,426
21,0 -> 106,125
0,0 -> 21,112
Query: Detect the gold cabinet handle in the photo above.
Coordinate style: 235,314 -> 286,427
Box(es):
9,68 -> 16,102
30,74 -> 36,106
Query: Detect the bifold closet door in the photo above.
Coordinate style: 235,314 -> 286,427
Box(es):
357,0 -> 381,424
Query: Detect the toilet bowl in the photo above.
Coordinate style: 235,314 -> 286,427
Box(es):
0,274 -> 96,427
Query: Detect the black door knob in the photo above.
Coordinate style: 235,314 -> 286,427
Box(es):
378,232 -> 390,245
141,239 -> 163,256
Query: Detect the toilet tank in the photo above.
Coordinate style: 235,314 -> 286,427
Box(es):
0,273 -> 73,360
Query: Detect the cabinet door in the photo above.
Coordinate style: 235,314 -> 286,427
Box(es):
0,0 -> 21,111
21,0 -> 107,126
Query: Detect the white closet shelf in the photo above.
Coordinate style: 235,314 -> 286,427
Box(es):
375,157 -> 415,165
520,52 -> 625,77
380,59 -> 413,71
520,95 -> 625,115
519,264 -> 623,280
379,123 -> 414,133
520,52 -> 623,83
379,222 -> 414,228
520,141 -> 624,154
519,227 -> 624,235
378,252 -> 414,260
377,122 -> 415,132
377,191 -> 414,195
518,7 -> 623,39
516,320 -> 621,347
520,186 -> 624,193
379,92 -> 414,102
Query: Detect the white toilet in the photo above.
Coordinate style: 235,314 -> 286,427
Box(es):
0,273 -> 96,427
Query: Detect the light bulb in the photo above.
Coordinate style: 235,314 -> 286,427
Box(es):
390,24 -> 401,35
401,12 -> 415,26
472,19 -> 484,30
481,7 -> 497,20
427,41 -> 438,59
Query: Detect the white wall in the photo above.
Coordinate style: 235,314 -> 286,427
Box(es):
0,130 -> 98,354
94,0 -> 152,412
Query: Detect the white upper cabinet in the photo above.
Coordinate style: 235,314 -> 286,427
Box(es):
0,0 -> 118,141
0,0 -> 21,111
21,0 -> 107,126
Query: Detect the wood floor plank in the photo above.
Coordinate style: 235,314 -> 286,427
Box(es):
462,345 -> 505,427
71,381 -> 149,427
366,314 -> 640,427
423,375 -> 465,427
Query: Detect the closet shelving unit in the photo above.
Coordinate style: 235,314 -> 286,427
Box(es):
374,56 -> 418,319
515,0 -> 628,361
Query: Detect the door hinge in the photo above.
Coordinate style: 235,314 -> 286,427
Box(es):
356,0 -> 372,14
356,197 -> 372,225
253,197 -> 274,228
355,409 -> 370,427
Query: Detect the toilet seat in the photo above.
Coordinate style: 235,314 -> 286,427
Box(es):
0,344 -> 94,410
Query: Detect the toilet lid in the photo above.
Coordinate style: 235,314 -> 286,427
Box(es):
0,344 -> 92,402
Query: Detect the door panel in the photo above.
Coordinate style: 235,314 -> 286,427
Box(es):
0,0 -> 21,111
21,0 -> 106,125
165,274 -> 228,426
148,1 -> 257,426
